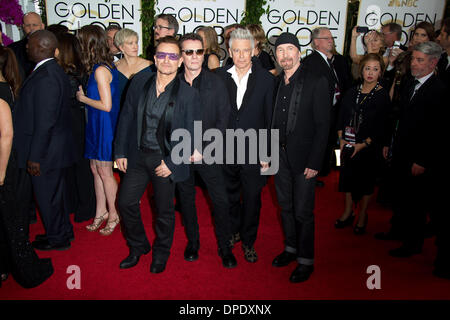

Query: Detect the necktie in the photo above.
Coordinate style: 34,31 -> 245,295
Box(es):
327,57 -> 340,105
409,79 -> 420,101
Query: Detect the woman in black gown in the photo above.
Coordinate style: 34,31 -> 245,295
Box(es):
335,53 -> 390,235
0,44 -> 53,288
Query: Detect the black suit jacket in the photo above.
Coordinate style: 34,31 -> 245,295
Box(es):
302,51 -> 352,108
8,37 -> 35,80
114,69 -> 200,182
437,53 -> 450,89
272,65 -> 331,173
392,74 -> 446,171
13,59 -> 76,171
215,63 -> 274,165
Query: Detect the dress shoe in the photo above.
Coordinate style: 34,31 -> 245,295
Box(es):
242,244 -> 258,263
35,234 -> 74,242
433,267 -> 450,280
150,261 -> 166,274
272,251 -> 297,267
184,242 -> 199,262
120,254 -> 141,269
389,246 -> 422,258
32,239 -> 71,251
374,231 -> 401,241
290,264 -> 314,283
334,212 -> 355,229
219,249 -> 237,268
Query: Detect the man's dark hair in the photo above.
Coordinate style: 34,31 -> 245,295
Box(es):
155,36 -> 181,53
155,14 -> 179,34
106,24 -> 122,33
46,24 -> 68,37
441,17 -> 450,35
385,22 -> 402,40
179,33 -> 203,48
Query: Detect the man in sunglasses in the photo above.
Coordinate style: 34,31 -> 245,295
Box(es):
176,33 -> 237,268
114,36 -> 200,274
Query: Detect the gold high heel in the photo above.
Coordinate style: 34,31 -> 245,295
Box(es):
86,212 -> 109,232
99,216 -> 121,236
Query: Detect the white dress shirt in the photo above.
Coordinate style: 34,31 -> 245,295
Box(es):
227,65 -> 252,110
33,58 -> 54,72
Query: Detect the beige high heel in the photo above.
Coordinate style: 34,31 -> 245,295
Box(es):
99,216 -> 121,236
86,212 -> 109,232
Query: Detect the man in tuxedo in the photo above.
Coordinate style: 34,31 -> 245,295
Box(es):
8,12 -> 45,79
176,33 -> 237,268
271,32 -> 330,283
106,25 -> 122,62
216,28 -> 274,263
381,23 -> 403,58
386,41 -> 446,262
14,30 -> 76,251
115,36 -> 200,274
302,27 -> 351,180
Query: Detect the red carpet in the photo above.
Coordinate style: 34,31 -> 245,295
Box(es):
1,170 -> 449,300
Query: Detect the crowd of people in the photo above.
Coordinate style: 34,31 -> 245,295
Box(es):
0,10 -> 449,290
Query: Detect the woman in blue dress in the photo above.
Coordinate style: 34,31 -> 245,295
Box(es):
76,25 -> 121,236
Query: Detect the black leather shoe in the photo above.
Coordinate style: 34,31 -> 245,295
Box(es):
32,239 -> 71,251
35,234 -> 74,242
374,231 -> 401,241
389,246 -> 422,258
120,254 -> 141,269
184,242 -> 199,262
272,251 -> 297,267
433,267 -> 450,280
219,249 -> 237,268
290,264 -> 314,283
150,261 -> 166,274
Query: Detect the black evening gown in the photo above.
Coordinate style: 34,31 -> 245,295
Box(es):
0,82 -> 54,288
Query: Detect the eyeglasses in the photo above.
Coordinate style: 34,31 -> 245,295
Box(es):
153,25 -> 172,31
155,51 -> 180,60
181,49 -> 205,56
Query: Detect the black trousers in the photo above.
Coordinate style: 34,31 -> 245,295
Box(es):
118,151 -> 175,263
176,163 -> 231,252
31,167 -> 73,245
66,158 -> 96,222
274,148 -> 316,266
391,164 -> 430,249
223,163 -> 266,248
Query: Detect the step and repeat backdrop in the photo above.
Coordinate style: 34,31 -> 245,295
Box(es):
42,0 -> 447,59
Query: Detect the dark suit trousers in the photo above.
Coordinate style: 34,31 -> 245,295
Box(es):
392,165 -> 430,249
223,163 -> 266,248
31,168 -> 73,245
118,151 -> 175,263
274,148 -> 316,266
177,163 -> 231,251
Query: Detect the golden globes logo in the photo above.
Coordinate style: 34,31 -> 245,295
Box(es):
388,0 -> 418,7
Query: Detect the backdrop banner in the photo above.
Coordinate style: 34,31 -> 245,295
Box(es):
260,0 -> 350,57
357,0 -> 447,45
45,0 -> 143,54
156,0 -> 246,61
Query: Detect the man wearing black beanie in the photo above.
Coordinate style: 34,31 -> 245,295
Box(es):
271,32 -> 330,283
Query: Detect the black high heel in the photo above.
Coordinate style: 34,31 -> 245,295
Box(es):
335,212 -> 355,229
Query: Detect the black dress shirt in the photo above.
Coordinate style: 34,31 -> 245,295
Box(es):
274,66 -> 302,145
140,77 -> 176,152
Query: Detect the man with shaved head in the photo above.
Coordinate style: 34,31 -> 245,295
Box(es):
14,30 -> 77,251
8,12 -> 45,78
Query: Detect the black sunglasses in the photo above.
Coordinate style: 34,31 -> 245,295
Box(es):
182,49 -> 205,56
